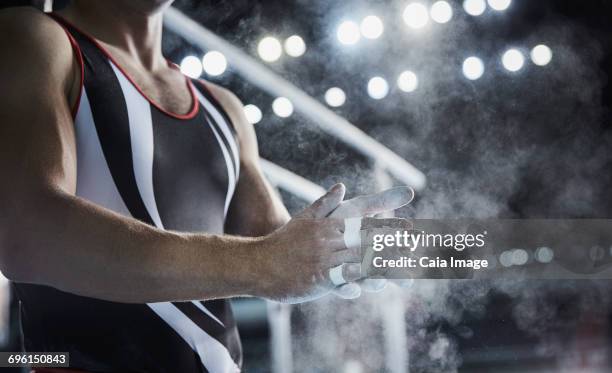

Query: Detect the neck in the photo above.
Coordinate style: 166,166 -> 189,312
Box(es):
60,1 -> 169,71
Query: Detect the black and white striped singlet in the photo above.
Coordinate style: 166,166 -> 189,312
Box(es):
13,13 -> 242,373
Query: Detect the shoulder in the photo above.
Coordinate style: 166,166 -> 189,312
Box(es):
0,8 -> 74,88
197,79 -> 259,158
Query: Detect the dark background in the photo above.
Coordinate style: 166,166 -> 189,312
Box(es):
2,0 -> 612,372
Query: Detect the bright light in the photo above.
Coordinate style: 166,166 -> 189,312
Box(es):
530,44 -> 552,66
403,3 -> 429,29
462,56 -> 484,80
360,15 -> 384,39
487,0 -> 511,11
324,87 -> 346,107
397,71 -> 418,92
511,249 -> 529,266
499,251 -> 513,267
430,1 -> 453,24
202,51 -> 227,76
463,0 -> 486,16
502,48 -> 524,72
535,247 -> 554,263
367,77 -> 389,100
272,97 -> 293,118
243,104 -> 262,124
337,21 -> 361,45
258,37 -> 282,62
284,35 -> 306,57
179,56 -> 202,78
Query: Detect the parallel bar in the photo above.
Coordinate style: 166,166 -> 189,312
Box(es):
260,159 -> 325,203
163,7 -> 426,190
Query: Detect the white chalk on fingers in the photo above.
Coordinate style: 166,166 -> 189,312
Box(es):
360,278 -> 387,292
333,283 -> 362,299
329,264 -> 347,286
343,217 -> 362,250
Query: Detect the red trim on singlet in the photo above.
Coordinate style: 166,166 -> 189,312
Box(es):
49,13 -> 200,121
47,13 -> 84,119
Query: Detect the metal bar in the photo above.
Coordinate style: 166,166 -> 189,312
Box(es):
260,158 -> 325,203
163,7 -> 426,191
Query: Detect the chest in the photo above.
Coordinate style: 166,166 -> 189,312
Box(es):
75,64 -> 236,234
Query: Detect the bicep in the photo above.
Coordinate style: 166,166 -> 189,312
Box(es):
0,10 -> 78,196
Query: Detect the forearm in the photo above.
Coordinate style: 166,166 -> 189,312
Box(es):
2,187 -> 264,303
225,161 -> 290,237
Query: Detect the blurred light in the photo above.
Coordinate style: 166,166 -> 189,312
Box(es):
462,56 -> 484,80
397,70 -> 419,92
403,3 -> 429,29
243,104 -> 262,124
337,21 -> 361,45
430,1 -> 453,24
179,56 -> 202,78
463,0 -> 486,16
530,44 -> 552,66
360,15 -> 384,39
324,87 -> 346,107
202,51 -> 227,76
367,77 -> 389,99
487,0 -> 511,11
499,251 -> 513,267
258,36 -> 282,62
511,249 -> 529,265
284,35 -> 306,57
502,48 -> 524,72
535,247 -> 554,263
272,97 -> 293,117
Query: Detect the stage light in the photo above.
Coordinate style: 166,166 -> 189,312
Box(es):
243,104 -> 262,124
337,21 -> 361,45
534,247 -> 554,263
180,56 -> 203,78
202,51 -> 227,76
462,56 -> 484,80
530,44 -> 552,66
511,249 -> 529,266
360,15 -> 384,39
397,71 -> 418,92
324,87 -> 346,107
367,77 -> 389,99
499,251 -> 513,267
463,0 -> 486,16
258,36 -> 282,62
502,48 -> 524,72
284,35 -> 306,57
487,0 -> 511,11
430,1 -> 453,24
272,97 -> 293,117
403,3 -> 429,29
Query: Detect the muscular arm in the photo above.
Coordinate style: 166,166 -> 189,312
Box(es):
0,9 -> 344,304
201,82 -> 290,237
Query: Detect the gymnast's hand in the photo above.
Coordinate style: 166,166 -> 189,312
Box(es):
327,186 -> 415,299
253,184 -> 356,303
254,183 -> 414,304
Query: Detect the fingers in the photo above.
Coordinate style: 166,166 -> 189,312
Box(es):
332,283 -> 362,299
328,262 -> 362,286
359,278 -> 387,292
297,183 -> 346,219
343,217 -> 362,251
329,186 -> 414,218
